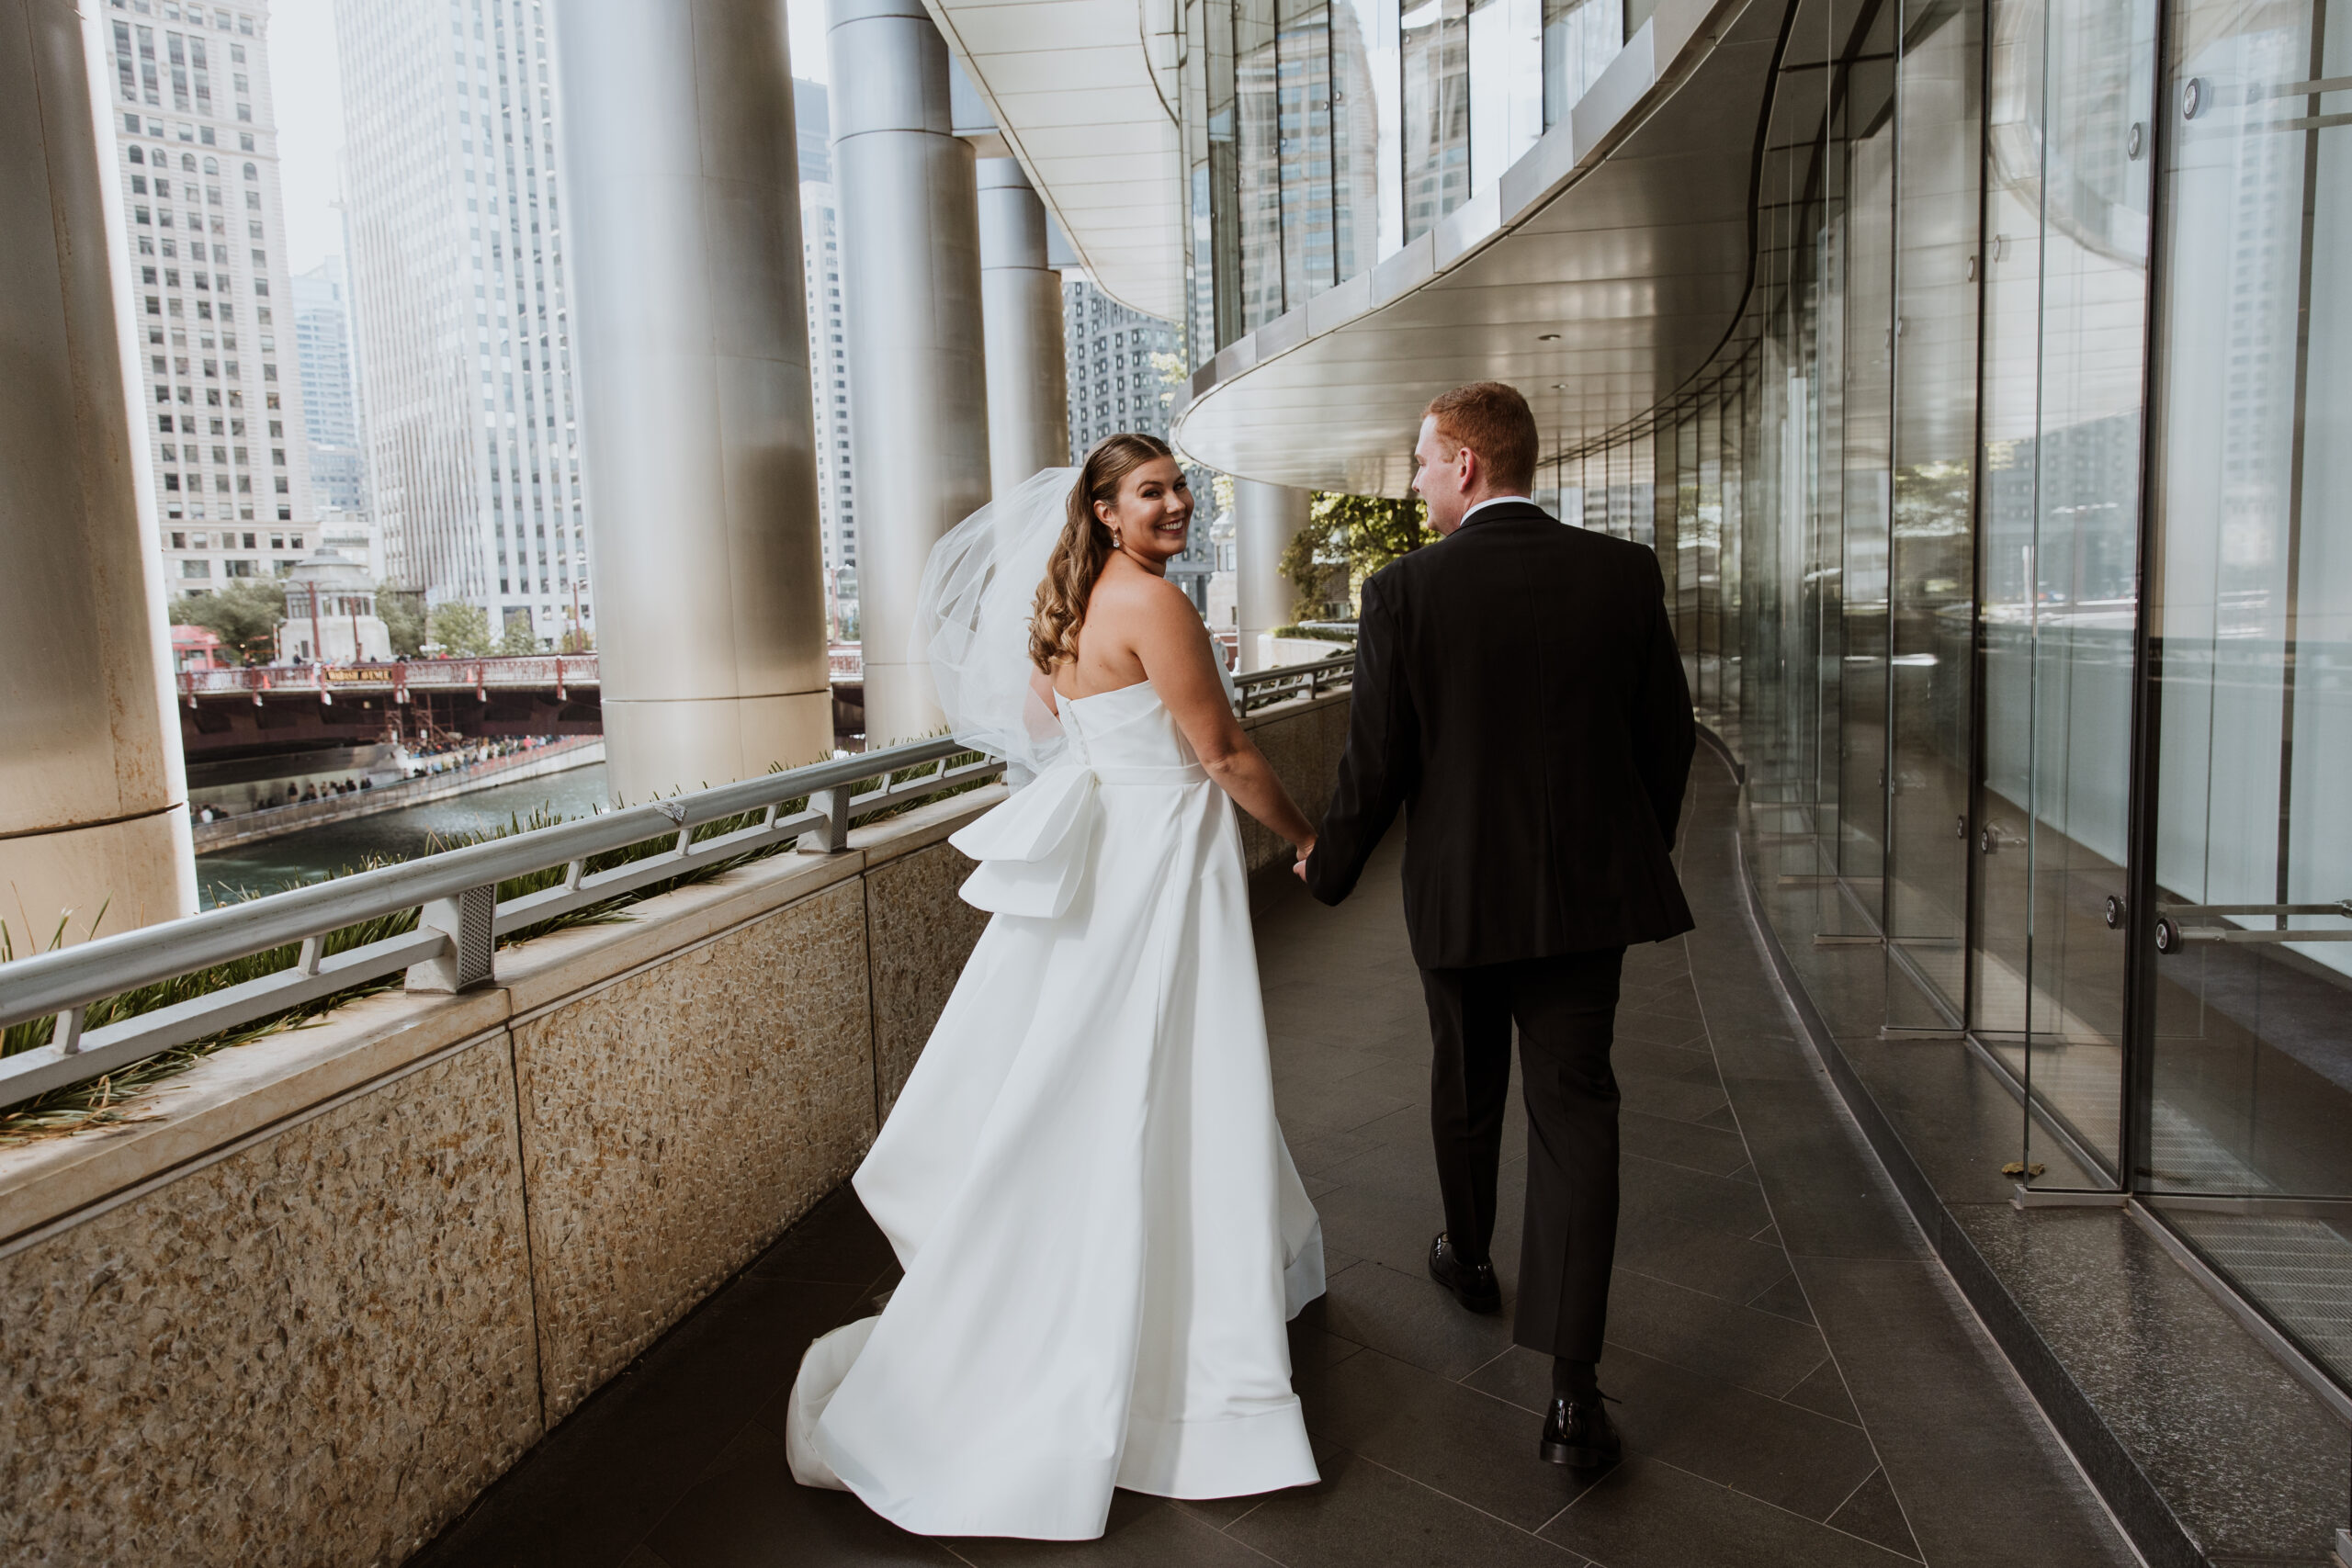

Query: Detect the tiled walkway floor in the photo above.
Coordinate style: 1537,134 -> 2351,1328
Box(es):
410,751 -> 2139,1568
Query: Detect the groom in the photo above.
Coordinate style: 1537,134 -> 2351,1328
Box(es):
1298,381 -> 1694,1467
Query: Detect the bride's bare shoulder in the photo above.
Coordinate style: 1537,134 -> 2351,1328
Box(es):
1090,565 -> 1198,626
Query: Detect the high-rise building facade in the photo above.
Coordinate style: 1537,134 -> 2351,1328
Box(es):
292,258 -> 367,517
335,0 -> 590,649
100,0 -> 318,594
1062,279 -> 1213,607
797,80 -> 857,638
1063,278 -> 1180,457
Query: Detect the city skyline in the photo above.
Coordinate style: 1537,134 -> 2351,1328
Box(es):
171,1 -> 1202,653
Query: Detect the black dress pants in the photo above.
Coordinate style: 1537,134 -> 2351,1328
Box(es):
1418,947 -> 1625,1361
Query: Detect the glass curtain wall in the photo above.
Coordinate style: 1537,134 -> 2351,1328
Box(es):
1181,0 -> 1634,360
1538,0 -> 2350,1391
2143,0 -> 2352,1382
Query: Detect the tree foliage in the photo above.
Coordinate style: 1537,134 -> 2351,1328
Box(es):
427,600 -> 495,657
1279,492 -> 1439,622
497,614 -> 540,657
167,578 -> 285,665
377,582 -> 426,657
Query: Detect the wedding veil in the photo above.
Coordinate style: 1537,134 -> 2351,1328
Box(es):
913,467 -> 1079,784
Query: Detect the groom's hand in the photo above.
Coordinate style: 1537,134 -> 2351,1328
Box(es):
1292,840 -> 1314,883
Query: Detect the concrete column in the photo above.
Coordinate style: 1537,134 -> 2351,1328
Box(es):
0,0 -> 196,947
978,159 -> 1069,496
829,0 -> 990,744
1235,479 -> 1312,672
554,0 -> 831,801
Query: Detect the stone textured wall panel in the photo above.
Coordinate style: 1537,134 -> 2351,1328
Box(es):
512,877 -> 876,1421
0,1037 -> 541,1568
865,838 -> 990,1119
1238,694 -> 1352,873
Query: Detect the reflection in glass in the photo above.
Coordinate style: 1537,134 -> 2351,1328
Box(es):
1467,0 -> 1544,188
1841,38 -> 1895,894
1971,0 -> 2154,1176
2145,0 -> 2352,1386
1329,0 -> 1392,278
1278,0 -> 1338,306
1402,0 -> 1469,240
1543,0 -> 1623,129
1883,0 -> 1980,1026
1238,0 -> 1286,331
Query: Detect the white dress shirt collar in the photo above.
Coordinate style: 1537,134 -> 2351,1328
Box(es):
1460,494 -> 1535,525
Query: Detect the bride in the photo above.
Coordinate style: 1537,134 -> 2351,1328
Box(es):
784,434 -> 1329,1540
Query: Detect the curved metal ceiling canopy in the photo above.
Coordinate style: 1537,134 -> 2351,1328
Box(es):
1170,0 -> 1787,495
924,0 -> 1186,321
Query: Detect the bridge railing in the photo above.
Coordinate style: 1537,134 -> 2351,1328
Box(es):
178,654 -> 602,698
1236,653 -> 1355,714
2,652 -> 1351,1115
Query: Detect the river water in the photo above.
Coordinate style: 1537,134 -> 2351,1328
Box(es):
196,762 -> 614,909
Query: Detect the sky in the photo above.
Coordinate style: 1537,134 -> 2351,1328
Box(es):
265,0 -> 833,276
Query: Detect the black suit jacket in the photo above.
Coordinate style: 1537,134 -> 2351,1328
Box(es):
1304,501 -> 1696,969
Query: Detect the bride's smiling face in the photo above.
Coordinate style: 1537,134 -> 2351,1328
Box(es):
1094,457 -> 1195,570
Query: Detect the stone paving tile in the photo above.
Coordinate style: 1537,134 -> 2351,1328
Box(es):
1226,1445 -> 1595,1568
643,1423 -> 960,1567
1827,1470 -> 1921,1560
1302,1348 -> 1603,1529
1457,1343 -> 1882,1522
947,1493 -> 1277,1567
1615,1213 -> 1795,1304
1319,1257 -> 1518,1380
1543,1457 -> 1917,1568
1619,1107 -> 1751,1176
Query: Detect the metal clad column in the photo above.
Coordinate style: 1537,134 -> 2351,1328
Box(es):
0,0 -> 196,944
1235,479 -> 1311,672
555,0 -> 831,801
978,158 -> 1068,496
829,0 -> 989,743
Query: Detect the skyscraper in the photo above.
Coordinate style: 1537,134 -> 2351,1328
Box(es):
1064,278 -> 1180,456
797,80 -> 859,638
335,0 -> 590,649
99,0 -> 318,593
1063,279 -> 1213,606
292,257 -> 367,517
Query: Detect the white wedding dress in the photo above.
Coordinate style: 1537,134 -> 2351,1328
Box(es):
784,676 -> 1326,1540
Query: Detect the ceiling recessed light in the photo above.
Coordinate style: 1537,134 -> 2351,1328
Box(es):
1551,383 -> 1567,389
1536,333 -> 1562,341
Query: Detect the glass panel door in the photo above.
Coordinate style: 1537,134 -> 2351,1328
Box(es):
1970,0 -> 2155,1181
1841,29 -> 1898,903
2145,0 -> 2352,1387
1884,0 -> 1981,1026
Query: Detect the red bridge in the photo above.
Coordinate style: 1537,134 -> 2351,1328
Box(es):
178,650 -> 865,761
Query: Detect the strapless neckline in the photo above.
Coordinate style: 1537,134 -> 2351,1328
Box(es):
1057,680 -> 1154,706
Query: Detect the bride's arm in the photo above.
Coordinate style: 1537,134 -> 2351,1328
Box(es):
1130,580 -> 1318,853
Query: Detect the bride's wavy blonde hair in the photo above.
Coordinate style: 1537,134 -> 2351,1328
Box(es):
1028,434 -> 1177,673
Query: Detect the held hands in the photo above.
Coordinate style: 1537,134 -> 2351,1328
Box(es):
1292,838 -> 1315,883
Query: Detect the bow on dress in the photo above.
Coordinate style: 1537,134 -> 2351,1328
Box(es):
949,760 -> 1102,919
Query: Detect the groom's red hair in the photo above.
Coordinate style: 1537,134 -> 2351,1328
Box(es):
1425,382 -> 1538,494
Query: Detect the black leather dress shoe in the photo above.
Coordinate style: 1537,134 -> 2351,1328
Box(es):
1539,1395 -> 1622,1468
1428,1232 -> 1502,1314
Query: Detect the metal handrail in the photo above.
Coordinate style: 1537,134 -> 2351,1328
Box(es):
0,650 -> 1352,1113
1237,653 -> 1355,713
2153,898 -> 2352,953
